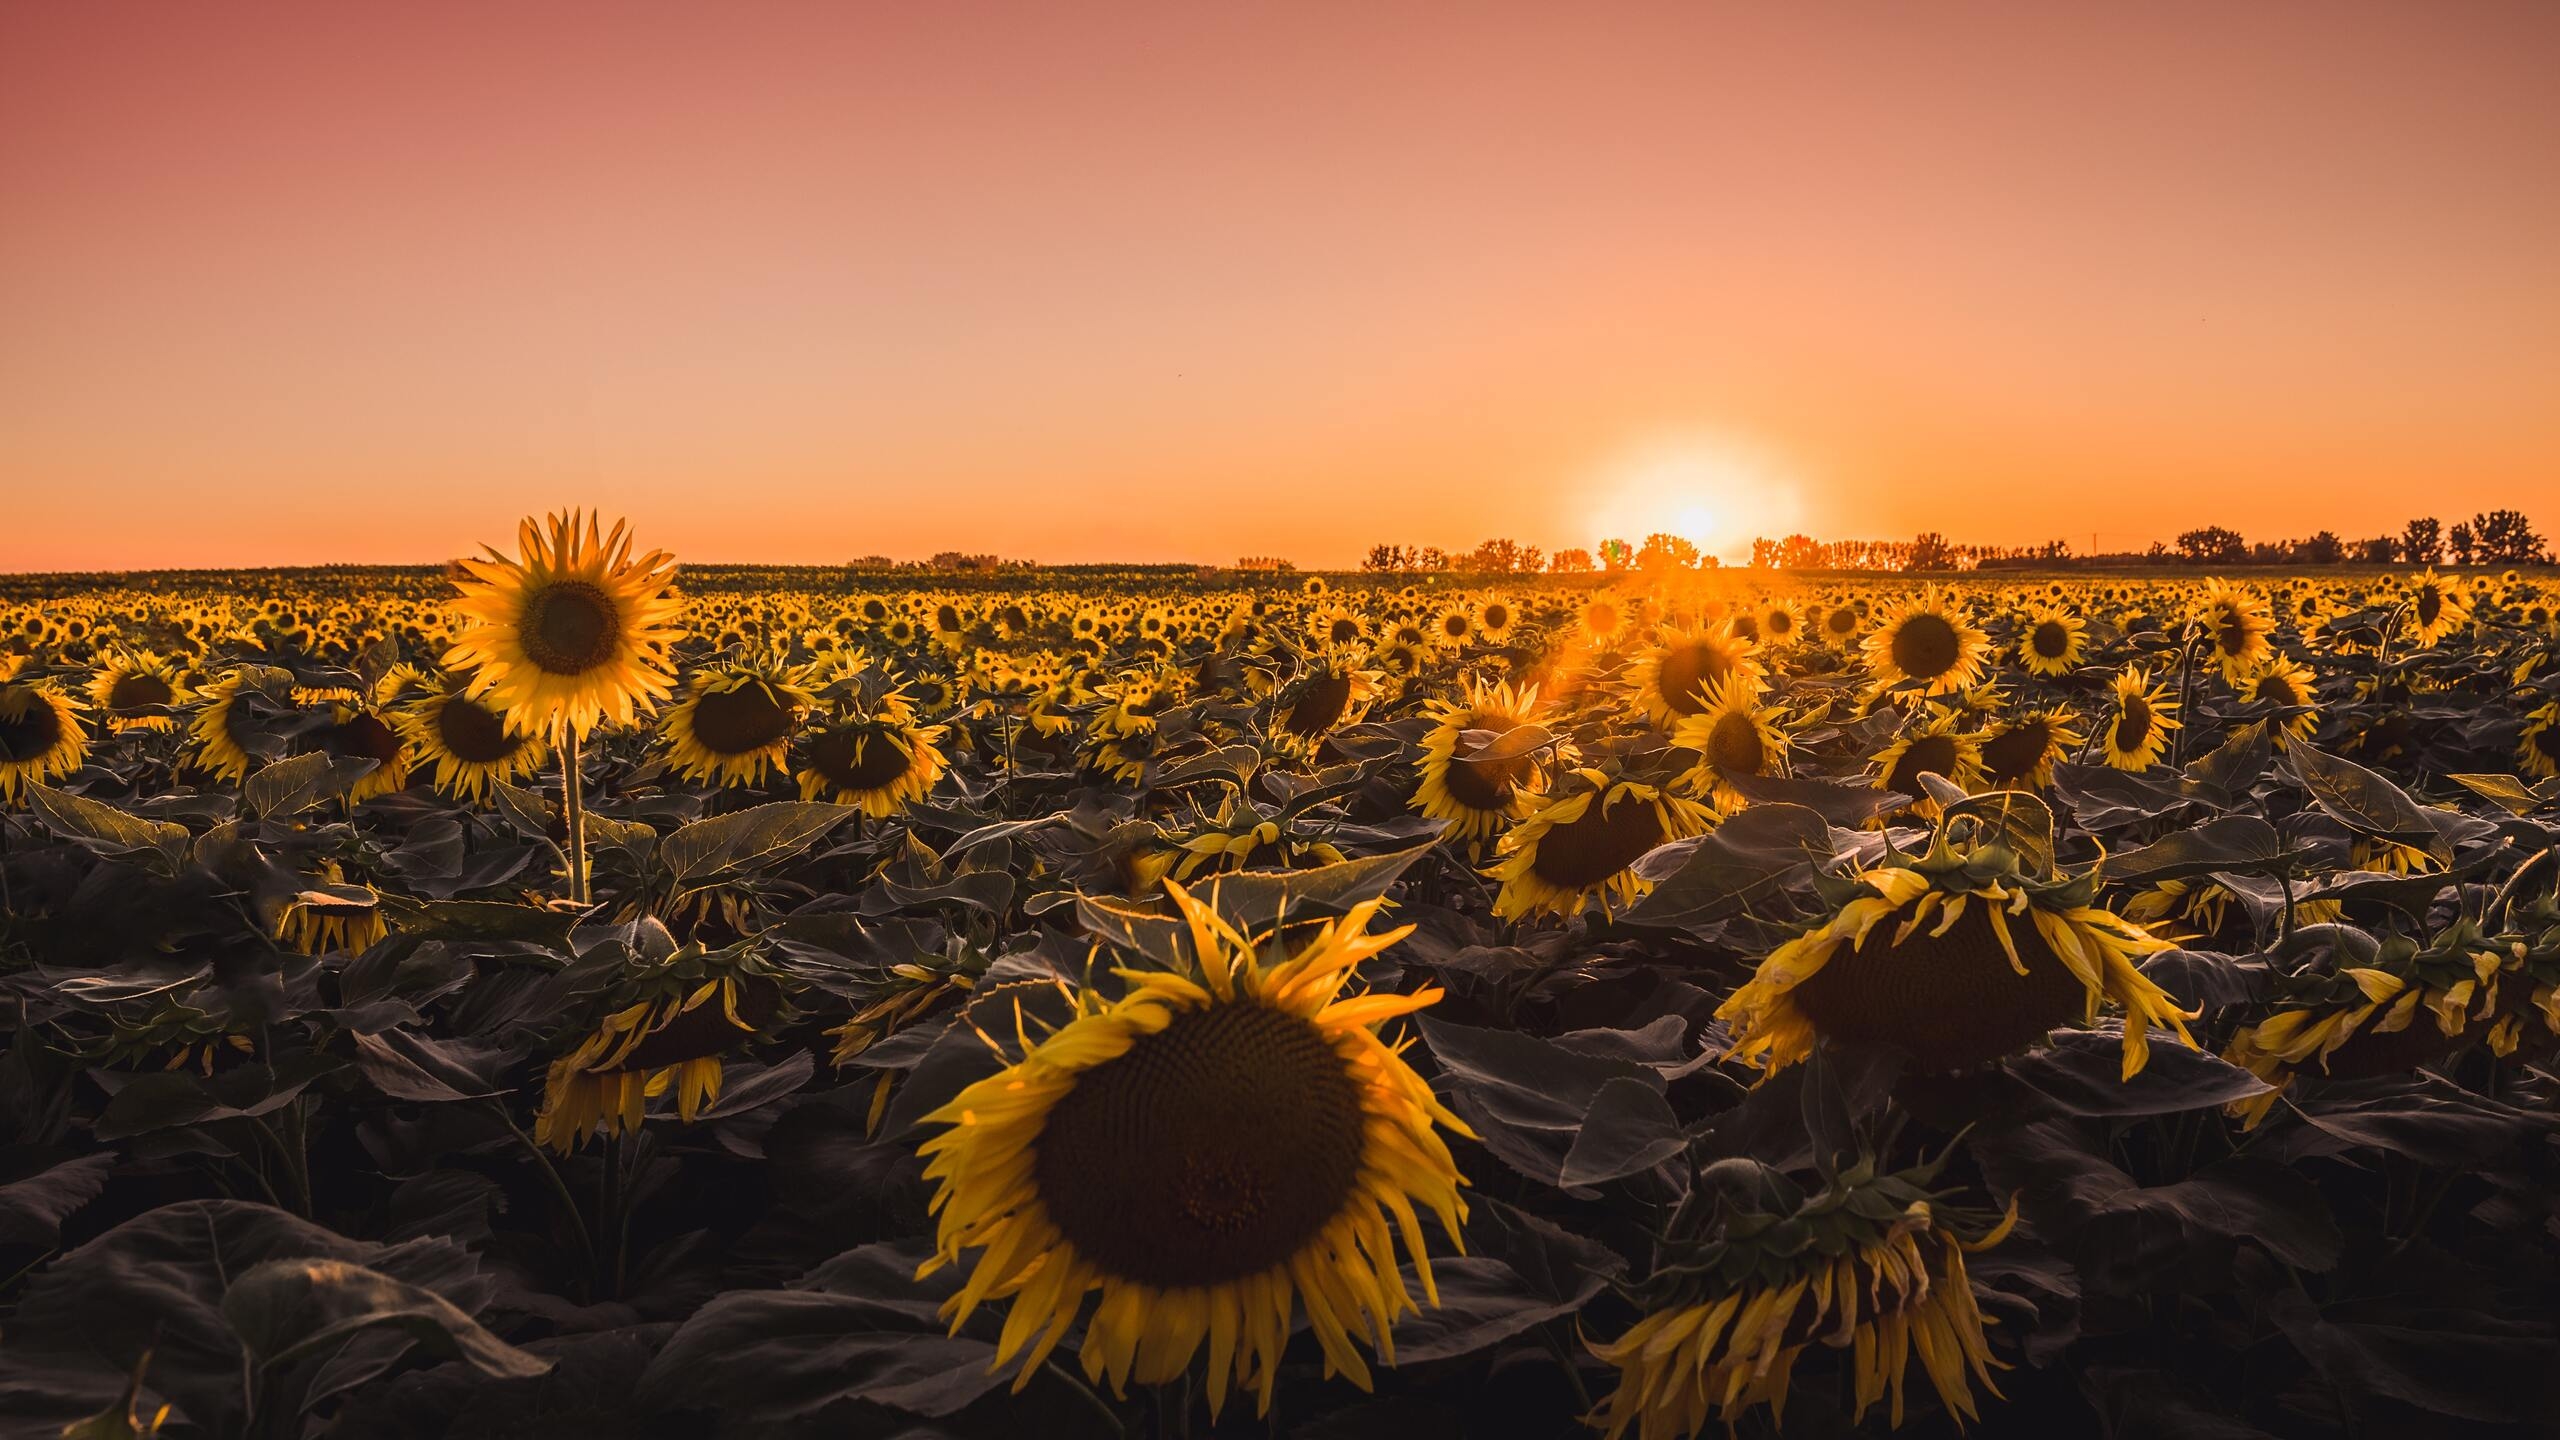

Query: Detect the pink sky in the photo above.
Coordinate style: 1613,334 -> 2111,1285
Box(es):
3,1 -> 2555,570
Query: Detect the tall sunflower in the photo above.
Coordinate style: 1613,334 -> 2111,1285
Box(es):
2098,667 -> 2179,772
0,682 -> 87,801
1718,828 -> 2196,1080
2196,579 -> 2273,681
1862,589 -> 1990,697
659,662 -> 813,788
443,511 -> 684,738
1590,1156 -> 2015,1437
915,884 -> 1469,1417
1489,766 -> 1716,920
2401,568 -> 2470,648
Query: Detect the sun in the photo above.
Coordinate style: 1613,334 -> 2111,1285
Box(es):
1585,432 -> 1808,564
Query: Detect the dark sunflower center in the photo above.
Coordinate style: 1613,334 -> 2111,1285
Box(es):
2254,673 -> 2301,707
1328,618 -> 1362,646
1033,1001 -> 1366,1288
1587,604 -> 1618,633
1285,673 -> 1353,737
106,673 -> 175,712
1827,610 -> 1860,636
1790,897 -> 2088,1071
1706,711 -> 1766,775
1483,604 -> 1510,629
1655,643 -> 1732,717
1765,610 -> 1794,636
1530,793 -> 1667,889
2415,588 -> 2443,624
2530,725 -> 2560,762
326,712 -> 403,768
436,695 -> 518,764
935,605 -> 962,632
1981,722 -> 2052,785
2113,698 -> 2154,754
1730,615 -> 1761,642
518,582 -> 620,676
1886,735 -> 1960,798
807,727 -> 912,791
1442,614 -> 1469,639
2029,621 -> 2070,659
0,693 -> 64,762
1441,746 -> 1523,811
1889,613 -> 1961,679
2217,614 -> 2255,656
687,683 -> 792,756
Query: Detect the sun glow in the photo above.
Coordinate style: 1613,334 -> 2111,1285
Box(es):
1584,434 -> 1808,564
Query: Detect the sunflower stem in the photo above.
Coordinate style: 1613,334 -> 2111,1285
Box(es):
562,727 -> 590,905
491,1101 -> 600,1300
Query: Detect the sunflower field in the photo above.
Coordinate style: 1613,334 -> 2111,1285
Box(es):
3,516 -> 2558,1438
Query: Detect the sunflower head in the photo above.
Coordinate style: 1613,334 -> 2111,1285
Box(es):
443,511 -> 685,738
2222,920 -> 2505,1127
1978,708 -> 2083,790
395,678 -> 549,802
0,681 -> 88,802
1489,757 -> 1718,920
2014,608 -> 2085,678
916,883 -> 1469,1417
88,652 -> 190,732
1863,588 -> 1991,697
2099,666 -> 2180,772
1869,712 -> 1986,818
1671,676 -> 1789,808
1630,625 -> 1764,728
795,700 -> 949,819
535,940 -> 790,1151
1591,1150 -> 2015,1437
660,661 -> 813,788
1413,679 -> 1552,845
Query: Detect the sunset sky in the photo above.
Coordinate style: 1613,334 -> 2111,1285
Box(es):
3,2 -> 2555,571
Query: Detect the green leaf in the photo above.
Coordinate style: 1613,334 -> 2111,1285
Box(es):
91,1055 -> 344,1141
2287,743 -> 2449,857
2103,815 -> 2306,885
657,801 -> 853,887
1942,788 -> 2058,878
243,752 -> 370,819
222,1258 -> 551,1381
23,783 -> 190,876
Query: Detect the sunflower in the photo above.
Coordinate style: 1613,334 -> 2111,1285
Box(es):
2235,655 -> 2320,749
1489,768 -> 1716,920
2401,568 -> 2470,648
535,960 -> 785,1151
395,681 -> 550,802
185,670 -> 267,784
1579,593 -> 1629,647
272,863 -> 388,956
2518,702 -> 2560,781
0,682 -> 88,801
2098,667 -> 2179,772
1475,596 -> 1518,644
1630,626 -> 1764,728
1819,602 -> 1864,647
659,662 -> 813,788
443,510 -> 685,738
795,707 -> 949,818
1977,708 -> 2082,791
1308,606 -> 1370,652
1869,714 -> 1986,815
1755,601 -> 1801,647
322,700 -> 411,803
1412,679 -> 1550,846
1672,678 -> 1789,808
1590,1156 -> 2015,1438
915,884 -> 1469,1417
1429,606 -> 1474,649
1862,589 -> 1991,696
2196,579 -> 2273,681
1271,654 -> 1382,754
1169,796 -> 1348,880
2013,609 -> 2084,679
2222,925 -> 2503,1129
88,652 -> 189,732
1718,827 -> 2196,1079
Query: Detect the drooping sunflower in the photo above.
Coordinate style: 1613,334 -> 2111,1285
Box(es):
2517,701 -> 2560,781
2196,579 -> 2274,682
2013,609 -> 2084,679
1270,653 -> 1382,754
272,863 -> 388,956
1977,708 -> 2083,791
1168,796 -> 1349,880
535,952 -> 787,1151
2098,667 -> 2179,772
322,700 -> 411,803
1629,626 -> 1764,728
87,652 -> 189,732
2235,654 -> 2320,749
394,680 -> 550,802
659,662 -> 814,788
443,511 -> 685,738
0,682 -> 88,801
185,670 -> 267,784
1590,1156 -> 2015,1438
2222,925 -> 2503,1129
1489,766 -> 1717,920
1718,827 -> 2196,1079
1862,589 -> 1991,697
795,705 -> 949,818
1671,677 -> 1789,808
1869,714 -> 1986,816
1412,679 -> 1550,845
2401,568 -> 2471,648
915,884 -> 1469,1417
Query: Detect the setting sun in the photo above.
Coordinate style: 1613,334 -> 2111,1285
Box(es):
1585,433 -> 1809,564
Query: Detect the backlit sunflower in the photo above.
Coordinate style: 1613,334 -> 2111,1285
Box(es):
1819,602 -> 1864,648
272,863 -> 387,956
88,652 -> 189,732
2013,609 -> 2084,679
1630,626 -> 1764,728
1412,679 -> 1550,846
2235,655 -> 2320,749
322,700 -> 410,803
1430,606 -> 1475,649
2222,925 -> 2503,1129
1870,714 -> 1986,816
444,510 -> 685,737
1590,1155 -> 2015,1438
1489,766 -> 1716,920
1671,677 -> 1789,808
2196,579 -> 2273,681
795,705 -> 949,818
659,662 -> 813,788
395,681 -> 549,802
536,957 -> 786,1151
1270,653 -> 1382,754
1718,826 -> 2196,1079
915,884 -> 1469,1417
1862,589 -> 1990,697
2098,667 -> 2178,772
0,682 -> 88,801
2517,702 -> 2560,781
185,670 -> 267,784
1474,596 -> 1517,644
2401,568 -> 2470,648
1977,708 -> 2082,791
1579,593 -> 1629,647
1755,601 -> 1801,647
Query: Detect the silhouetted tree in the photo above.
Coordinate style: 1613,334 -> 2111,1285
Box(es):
1636,533 -> 1700,571
2356,536 -> 2398,564
1549,547 -> 1594,573
2449,523 -> 2476,565
2471,510 -> 2548,564
2298,531 -> 2344,565
2400,517 -> 2442,565
2176,527 -> 2246,564
1598,538 -> 1634,572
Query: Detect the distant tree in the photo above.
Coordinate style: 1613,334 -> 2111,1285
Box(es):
2471,509 -> 2548,565
1749,537 -> 1780,569
1361,544 -> 1410,573
848,554 -> 895,571
1636,533 -> 1700,572
2175,526 -> 2246,564
2297,531 -> 2344,565
2355,536 -> 2398,564
1909,532 -> 1955,571
2448,523 -> 2476,565
2036,539 -> 2072,560
2399,517 -> 2442,565
1459,538 -> 1544,573
1417,546 -> 1449,571
1598,538 -> 1635,572
2145,541 -> 2171,562
1549,547 -> 1594,574
2249,540 -> 2293,564
1234,556 -> 1296,572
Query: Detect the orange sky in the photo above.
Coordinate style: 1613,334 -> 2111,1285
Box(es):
3,2 -> 2555,571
